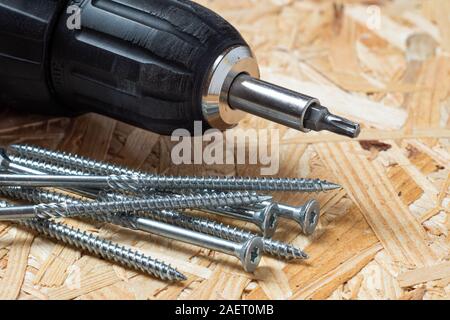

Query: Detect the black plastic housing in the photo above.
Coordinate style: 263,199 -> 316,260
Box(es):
0,0 -> 248,135
0,0 -> 66,113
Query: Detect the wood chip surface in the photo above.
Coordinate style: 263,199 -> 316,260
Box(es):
0,0 -> 448,300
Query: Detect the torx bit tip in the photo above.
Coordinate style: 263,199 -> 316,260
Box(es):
304,104 -> 361,138
322,113 -> 361,138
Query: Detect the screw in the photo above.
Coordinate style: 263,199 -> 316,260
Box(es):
0,187 -> 264,272
0,149 -> 86,176
100,193 -> 307,260
0,191 -> 270,220
276,200 -> 321,235
149,208 -> 309,260
0,187 -> 307,260
202,202 -> 279,238
0,201 -> 186,281
0,173 -> 340,193
7,144 -> 341,192
135,218 -> 263,272
0,149 -> 99,197
9,144 -> 137,175
194,188 -> 318,235
3,150 -> 319,235
4,149 -> 320,237
228,199 -> 321,236
3,149 -> 321,235
0,187 -> 113,224
1,149 -> 320,236
156,191 -> 279,238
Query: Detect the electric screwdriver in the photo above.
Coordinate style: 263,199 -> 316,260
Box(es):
0,0 -> 360,138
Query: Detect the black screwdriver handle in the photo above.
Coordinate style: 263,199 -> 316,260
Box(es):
0,0 -> 248,135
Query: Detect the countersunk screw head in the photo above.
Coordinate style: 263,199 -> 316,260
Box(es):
254,202 -> 279,238
297,199 -> 320,235
239,237 -> 264,273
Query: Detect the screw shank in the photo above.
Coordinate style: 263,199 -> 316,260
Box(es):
3,154 -> 99,197
0,205 -> 36,220
0,174 -> 108,187
135,218 -> 241,257
202,207 -> 256,223
276,203 -> 298,219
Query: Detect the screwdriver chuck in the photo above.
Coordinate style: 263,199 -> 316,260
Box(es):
0,0 -> 360,138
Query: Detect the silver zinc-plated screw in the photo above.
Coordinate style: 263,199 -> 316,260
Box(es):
0,201 -> 186,281
0,156 -> 305,254
276,200 -> 321,235
9,144 -> 137,175
0,149 -> 99,198
0,187 -> 307,260
4,150 -> 321,235
0,191 -> 270,220
131,217 -> 264,272
0,187 -> 264,272
104,192 -> 309,260
228,199 -> 321,235
0,149 -> 86,176
150,208 -> 308,260
155,191 -> 279,238
0,187 -> 114,223
0,173 -> 340,193
201,201 -> 279,238
7,144 -> 341,192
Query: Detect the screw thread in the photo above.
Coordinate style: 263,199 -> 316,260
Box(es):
0,186 -> 79,204
151,209 -> 307,260
9,154 -> 89,176
0,201 -> 185,281
30,192 -> 264,219
106,175 -> 335,192
23,219 -> 185,281
104,193 -> 308,260
10,144 -> 136,175
9,144 -> 340,192
0,187 -> 126,225
1,187 -> 306,260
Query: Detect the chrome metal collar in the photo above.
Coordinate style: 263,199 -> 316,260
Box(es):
202,46 -> 260,130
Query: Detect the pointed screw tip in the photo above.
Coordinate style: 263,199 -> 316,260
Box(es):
322,182 -> 342,191
296,251 -> 309,260
288,247 -> 309,260
175,271 -> 188,281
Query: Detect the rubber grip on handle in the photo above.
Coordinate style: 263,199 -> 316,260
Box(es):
0,0 -> 67,113
50,0 -> 248,135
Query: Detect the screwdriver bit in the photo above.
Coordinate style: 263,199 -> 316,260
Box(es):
0,1 -> 360,138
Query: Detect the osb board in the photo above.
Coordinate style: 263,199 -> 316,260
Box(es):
0,0 -> 449,300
